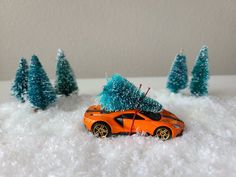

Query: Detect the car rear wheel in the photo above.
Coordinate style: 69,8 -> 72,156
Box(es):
92,122 -> 111,138
154,127 -> 172,141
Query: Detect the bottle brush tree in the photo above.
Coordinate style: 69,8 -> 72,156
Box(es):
55,49 -> 78,96
99,74 -> 162,112
190,46 -> 209,96
11,58 -> 28,102
166,53 -> 188,93
28,55 -> 56,110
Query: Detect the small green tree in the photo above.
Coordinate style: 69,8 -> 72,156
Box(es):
55,49 -> 78,96
166,53 -> 188,93
99,74 -> 162,112
190,46 -> 209,96
11,58 -> 28,102
28,55 -> 56,110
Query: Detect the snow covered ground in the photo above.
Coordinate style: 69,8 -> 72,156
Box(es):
0,91 -> 236,177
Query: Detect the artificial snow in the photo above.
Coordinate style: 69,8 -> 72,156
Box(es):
0,91 -> 235,177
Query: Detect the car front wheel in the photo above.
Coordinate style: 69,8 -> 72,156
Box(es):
92,122 -> 111,138
154,127 -> 172,141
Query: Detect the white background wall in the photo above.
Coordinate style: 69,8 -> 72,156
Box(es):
0,0 -> 235,80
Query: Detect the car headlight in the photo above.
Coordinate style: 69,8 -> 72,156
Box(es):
173,124 -> 180,129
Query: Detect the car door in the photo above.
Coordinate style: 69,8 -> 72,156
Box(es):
114,113 -> 146,133
132,113 -> 148,133
114,114 -> 134,133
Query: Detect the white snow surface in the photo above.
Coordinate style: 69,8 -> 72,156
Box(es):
0,91 -> 236,177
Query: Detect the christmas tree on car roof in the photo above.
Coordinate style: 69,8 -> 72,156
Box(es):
99,74 -> 162,113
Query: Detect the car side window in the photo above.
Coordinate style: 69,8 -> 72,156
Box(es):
140,111 -> 161,121
121,114 -> 133,118
114,113 -> 145,127
114,116 -> 124,126
120,114 -> 144,120
134,115 -> 144,120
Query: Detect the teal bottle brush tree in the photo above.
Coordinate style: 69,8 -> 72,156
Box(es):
55,49 -> 78,96
166,52 -> 188,93
190,46 -> 210,96
28,55 -> 56,110
99,73 -> 162,112
11,58 -> 28,102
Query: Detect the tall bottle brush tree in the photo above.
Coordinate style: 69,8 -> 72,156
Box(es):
99,74 -> 162,112
28,55 -> 56,110
11,58 -> 28,102
55,49 -> 78,96
166,53 -> 188,93
190,46 -> 209,96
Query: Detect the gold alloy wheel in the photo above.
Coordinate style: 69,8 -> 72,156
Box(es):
155,127 -> 171,141
93,123 -> 109,138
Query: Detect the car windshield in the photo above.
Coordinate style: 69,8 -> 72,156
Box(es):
140,111 -> 161,121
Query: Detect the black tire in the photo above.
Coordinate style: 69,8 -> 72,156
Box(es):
92,122 -> 111,138
154,127 -> 172,141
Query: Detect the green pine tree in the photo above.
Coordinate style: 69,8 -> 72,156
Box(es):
166,53 -> 188,93
11,58 -> 28,102
28,55 -> 56,110
55,49 -> 78,96
190,46 -> 209,96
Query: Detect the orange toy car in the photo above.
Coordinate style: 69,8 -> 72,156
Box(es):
83,105 -> 184,140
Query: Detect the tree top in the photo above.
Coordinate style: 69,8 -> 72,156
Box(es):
199,45 -> 208,58
19,58 -> 27,64
31,55 -> 41,66
200,45 -> 208,52
57,48 -> 65,58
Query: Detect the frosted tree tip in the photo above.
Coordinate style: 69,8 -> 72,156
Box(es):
31,55 -> 42,67
31,55 -> 39,61
19,57 -> 26,63
201,45 -> 208,50
57,48 -> 64,58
